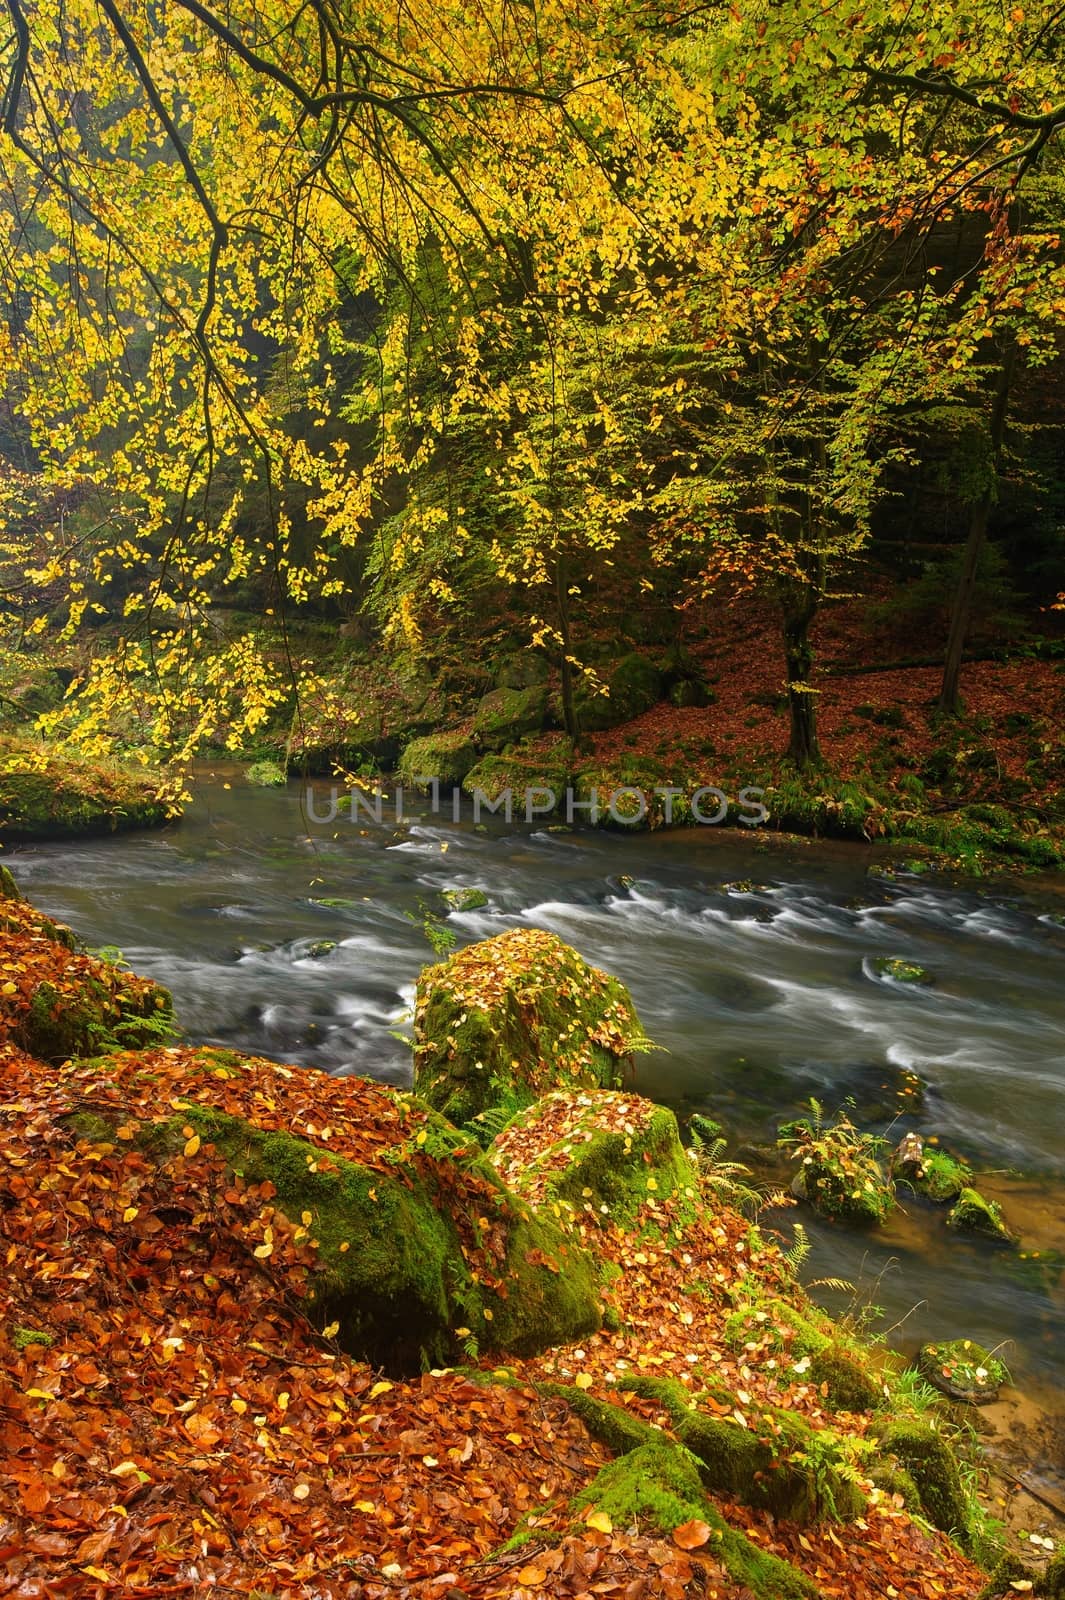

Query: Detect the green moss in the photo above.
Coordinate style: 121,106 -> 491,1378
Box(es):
412,929 -> 651,1131
779,1106 -> 895,1225
947,1187 -> 1016,1244
461,745 -> 573,813
472,685 -> 548,752
900,1145 -> 972,1203
1040,1551 -> 1065,1599
441,887 -> 489,912
129,1103 -> 601,1372
724,1296 -> 831,1358
12,1326 -> 53,1350
808,1348 -> 883,1412
578,1443 -> 815,1598
246,759 -> 287,787
876,1420 -> 970,1542
870,1463 -> 922,1513
0,865 -> 21,899
398,730 -> 478,789
570,655 -> 662,733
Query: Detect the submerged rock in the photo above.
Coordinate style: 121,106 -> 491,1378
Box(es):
412,928 -> 651,1131
441,887 -> 489,912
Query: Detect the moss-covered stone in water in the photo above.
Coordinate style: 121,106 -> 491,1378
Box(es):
899,1144 -> 972,1203
0,865 -> 21,900
876,1420 -> 970,1541
461,744 -> 573,815
145,1103 -> 601,1372
398,730 -> 478,789
489,1092 -> 693,1232
471,685 -> 548,752
916,1339 -> 1008,1403
577,1441 -> 816,1598
441,887 -> 489,912
873,957 -> 934,985
246,759 -> 287,787
947,1186 -> 1016,1244
412,929 -> 651,1131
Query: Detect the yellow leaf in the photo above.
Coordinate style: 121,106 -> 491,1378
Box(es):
1,981 -> 17,995
230,1397 -> 248,1414
253,1242 -> 273,1259
585,1510 -> 612,1534
369,1380 -> 393,1399
293,1482 -> 311,1500
184,1134 -> 201,1158
573,1373 -> 594,1390
81,1568 -> 112,1584
354,1500 -> 376,1513
322,1321 -> 340,1339
122,1206 -> 138,1223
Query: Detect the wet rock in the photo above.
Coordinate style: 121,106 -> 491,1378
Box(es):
892,1134 -> 972,1203
398,731 -> 478,790
471,684 -> 549,752
441,887 -> 488,912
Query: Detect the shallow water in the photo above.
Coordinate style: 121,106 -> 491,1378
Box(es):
8,770 -> 1065,1439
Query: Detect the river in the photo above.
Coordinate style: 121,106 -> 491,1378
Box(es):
9,769 -> 1065,1503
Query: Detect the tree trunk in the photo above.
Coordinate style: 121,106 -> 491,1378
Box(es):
554,561 -> 579,742
938,347 -> 1014,714
783,589 -> 822,770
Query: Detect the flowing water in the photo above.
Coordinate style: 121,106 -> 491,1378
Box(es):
9,769 -> 1065,1490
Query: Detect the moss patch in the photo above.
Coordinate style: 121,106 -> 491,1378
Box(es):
246,759 -> 287,787
413,929 -> 651,1131
472,685 -> 549,752
577,1442 -> 816,1597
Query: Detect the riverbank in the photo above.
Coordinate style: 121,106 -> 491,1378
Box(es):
1,865 -> 1059,1597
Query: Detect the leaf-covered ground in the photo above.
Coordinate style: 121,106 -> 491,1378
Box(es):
0,1001 -> 988,1600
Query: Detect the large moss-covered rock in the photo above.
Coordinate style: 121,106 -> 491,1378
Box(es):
0,738 -> 170,841
472,685 -> 549,752
489,1089 -> 695,1231
413,929 -> 651,1131
67,1049 -> 601,1372
462,744 -> 573,817
398,730 -> 478,789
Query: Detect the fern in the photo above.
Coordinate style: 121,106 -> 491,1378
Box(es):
783,1222 -> 811,1276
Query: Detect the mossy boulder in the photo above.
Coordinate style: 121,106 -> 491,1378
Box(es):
876,1420 -> 970,1541
472,685 -> 549,752
462,745 -> 573,817
947,1187 -> 1016,1244
398,730 -> 478,789
0,653 -> 67,727
489,1090 -> 695,1231
495,651 -> 550,692
0,738 -> 171,841
779,1109 -> 896,1225
808,1347 -> 883,1412
0,864 -> 21,900
246,759 -> 287,787
412,929 -> 651,1131
916,1339 -> 1009,1403
568,654 -> 663,733
65,1051 -> 602,1372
